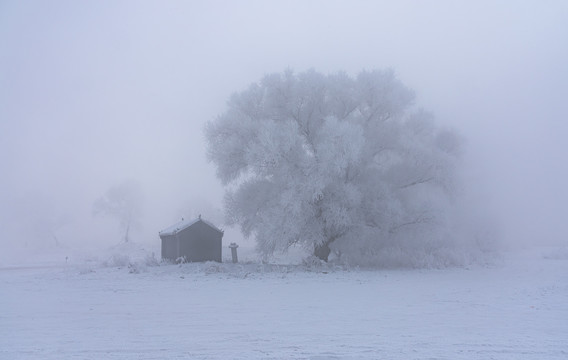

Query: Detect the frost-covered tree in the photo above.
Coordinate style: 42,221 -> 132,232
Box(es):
93,181 -> 143,243
205,69 -> 463,266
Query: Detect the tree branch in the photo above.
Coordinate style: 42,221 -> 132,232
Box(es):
389,214 -> 433,234
399,176 -> 434,189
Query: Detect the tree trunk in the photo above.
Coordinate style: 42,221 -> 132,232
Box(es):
314,242 -> 331,262
124,223 -> 130,243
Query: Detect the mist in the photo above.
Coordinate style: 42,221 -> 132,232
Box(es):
1,1 -> 567,262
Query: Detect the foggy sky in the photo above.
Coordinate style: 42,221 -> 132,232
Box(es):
1,1 -> 567,256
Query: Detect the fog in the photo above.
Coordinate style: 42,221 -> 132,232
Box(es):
1,1 -> 567,260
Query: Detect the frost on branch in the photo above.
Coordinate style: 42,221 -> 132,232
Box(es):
205,69 -> 475,267
93,181 -> 143,244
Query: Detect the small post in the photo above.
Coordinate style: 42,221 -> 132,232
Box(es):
229,242 -> 239,263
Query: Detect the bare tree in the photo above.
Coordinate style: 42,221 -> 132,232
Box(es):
93,181 -> 143,243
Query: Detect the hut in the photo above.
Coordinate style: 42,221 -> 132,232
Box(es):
159,215 -> 223,262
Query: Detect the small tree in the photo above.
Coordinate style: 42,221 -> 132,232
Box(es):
93,181 -> 143,243
205,69 -> 463,266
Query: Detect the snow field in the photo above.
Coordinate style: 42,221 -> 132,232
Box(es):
1,249 -> 567,359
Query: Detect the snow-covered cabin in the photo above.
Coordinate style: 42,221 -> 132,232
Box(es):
159,216 -> 223,262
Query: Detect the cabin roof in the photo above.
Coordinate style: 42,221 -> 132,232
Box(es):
159,217 -> 223,237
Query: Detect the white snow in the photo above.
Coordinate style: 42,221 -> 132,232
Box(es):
1,248 -> 567,359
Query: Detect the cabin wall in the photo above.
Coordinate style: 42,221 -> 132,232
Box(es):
178,221 -> 222,262
160,235 -> 179,261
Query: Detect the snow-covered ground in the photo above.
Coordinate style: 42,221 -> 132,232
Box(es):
1,247 -> 567,359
